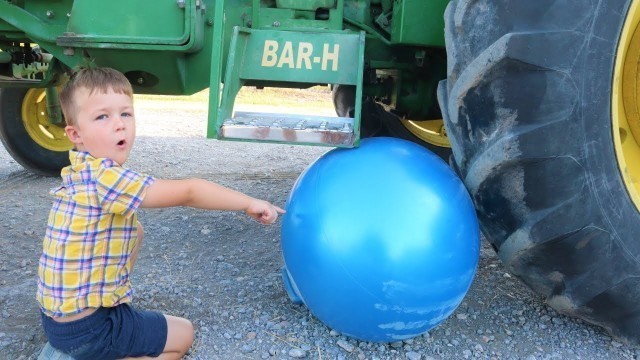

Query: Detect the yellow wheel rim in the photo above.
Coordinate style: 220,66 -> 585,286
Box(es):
400,118 -> 450,148
613,0 -> 640,212
21,88 -> 72,152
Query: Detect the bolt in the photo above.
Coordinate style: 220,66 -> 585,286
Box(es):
137,77 -> 145,85
177,0 -> 185,8
63,48 -> 75,56
45,10 -> 54,18
272,21 -> 280,27
206,19 -> 214,26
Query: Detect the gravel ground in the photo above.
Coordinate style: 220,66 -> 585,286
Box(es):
1,98 -> 640,360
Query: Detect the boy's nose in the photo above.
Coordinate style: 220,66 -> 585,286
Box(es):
114,116 -> 126,130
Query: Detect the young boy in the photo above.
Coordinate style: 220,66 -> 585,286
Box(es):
37,67 -> 284,359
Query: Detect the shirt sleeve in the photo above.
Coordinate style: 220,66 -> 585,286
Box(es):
95,161 -> 155,217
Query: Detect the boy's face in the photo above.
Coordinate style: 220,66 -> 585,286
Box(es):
65,87 -> 136,165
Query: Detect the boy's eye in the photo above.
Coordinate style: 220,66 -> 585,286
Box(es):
121,112 -> 133,118
95,114 -> 108,120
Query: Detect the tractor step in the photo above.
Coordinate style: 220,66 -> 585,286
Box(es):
207,13 -> 365,147
220,111 -> 355,146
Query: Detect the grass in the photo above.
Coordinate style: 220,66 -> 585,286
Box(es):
134,86 -> 334,110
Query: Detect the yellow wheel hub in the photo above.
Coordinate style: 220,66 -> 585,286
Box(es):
400,118 -> 450,148
614,0 -> 640,211
21,88 -> 72,152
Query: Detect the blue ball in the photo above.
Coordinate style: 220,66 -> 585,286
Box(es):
281,137 -> 480,342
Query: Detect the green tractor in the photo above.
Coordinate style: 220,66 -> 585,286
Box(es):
1,0 -> 639,345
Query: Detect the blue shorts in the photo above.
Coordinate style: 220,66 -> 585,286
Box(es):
40,304 -> 167,360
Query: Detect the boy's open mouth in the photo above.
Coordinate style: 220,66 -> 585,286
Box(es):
117,140 -> 126,146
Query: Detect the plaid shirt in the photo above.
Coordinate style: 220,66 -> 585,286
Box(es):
37,151 -> 155,317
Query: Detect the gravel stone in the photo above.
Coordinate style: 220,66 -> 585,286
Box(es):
337,339 -> 355,352
288,348 -> 306,358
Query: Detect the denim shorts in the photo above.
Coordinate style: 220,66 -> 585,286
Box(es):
41,304 -> 167,360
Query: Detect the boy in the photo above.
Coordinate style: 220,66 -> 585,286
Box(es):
37,67 -> 284,359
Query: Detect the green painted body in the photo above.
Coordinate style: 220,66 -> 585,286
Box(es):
0,0 -> 448,143
391,0 -> 447,46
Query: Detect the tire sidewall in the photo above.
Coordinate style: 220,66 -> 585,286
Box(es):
583,0 -> 640,256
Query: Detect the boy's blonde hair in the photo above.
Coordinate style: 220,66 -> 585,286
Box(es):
60,67 -> 133,126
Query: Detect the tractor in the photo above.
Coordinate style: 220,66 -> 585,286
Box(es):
1,0 -> 639,345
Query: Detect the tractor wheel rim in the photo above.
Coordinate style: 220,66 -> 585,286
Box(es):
21,88 -> 72,152
400,118 -> 450,148
613,0 -> 640,212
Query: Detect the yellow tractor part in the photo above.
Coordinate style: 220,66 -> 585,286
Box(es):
400,118 -> 450,148
21,88 -> 72,152
613,0 -> 640,212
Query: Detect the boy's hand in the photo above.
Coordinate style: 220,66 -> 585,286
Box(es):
245,200 -> 286,225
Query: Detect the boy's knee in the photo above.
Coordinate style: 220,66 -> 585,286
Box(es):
182,318 -> 195,346
165,315 -> 195,353
179,318 -> 195,352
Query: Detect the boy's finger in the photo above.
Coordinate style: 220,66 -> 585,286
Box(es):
261,210 -> 276,221
259,213 -> 275,224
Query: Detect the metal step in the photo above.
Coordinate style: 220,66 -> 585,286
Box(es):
208,25 -> 365,147
220,111 -> 355,146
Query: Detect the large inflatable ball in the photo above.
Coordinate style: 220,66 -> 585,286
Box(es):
281,137 -> 480,342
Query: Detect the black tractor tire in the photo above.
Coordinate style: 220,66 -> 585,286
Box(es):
0,88 -> 70,176
332,84 -> 452,159
438,0 -> 640,344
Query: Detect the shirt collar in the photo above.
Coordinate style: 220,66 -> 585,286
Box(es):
68,150 -> 95,166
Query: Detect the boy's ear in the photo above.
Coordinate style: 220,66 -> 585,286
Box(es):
65,125 -> 83,146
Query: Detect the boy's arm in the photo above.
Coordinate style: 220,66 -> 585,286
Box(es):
141,178 -> 285,224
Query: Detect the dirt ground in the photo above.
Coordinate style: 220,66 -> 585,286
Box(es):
1,98 -> 639,359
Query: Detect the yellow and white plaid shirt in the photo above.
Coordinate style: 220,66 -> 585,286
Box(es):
37,150 -> 155,317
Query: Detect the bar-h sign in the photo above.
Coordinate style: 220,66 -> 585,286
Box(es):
261,40 -> 340,71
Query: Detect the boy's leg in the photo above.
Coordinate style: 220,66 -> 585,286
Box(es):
162,315 -> 195,358
122,315 -> 194,360
130,221 -> 144,271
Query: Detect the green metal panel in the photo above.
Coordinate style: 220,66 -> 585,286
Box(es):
239,29 -> 362,84
343,0 -> 371,25
0,1 -> 66,43
66,0 -> 190,45
58,0 -> 206,52
22,0 -> 73,24
276,0 -> 336,11
251,0 -> 343,30
390,0 -> 447,47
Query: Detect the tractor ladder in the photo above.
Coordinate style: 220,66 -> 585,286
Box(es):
208,7 -> 365,147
